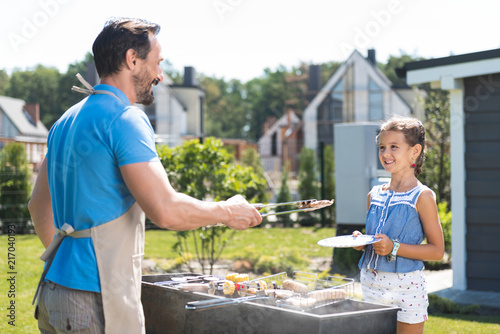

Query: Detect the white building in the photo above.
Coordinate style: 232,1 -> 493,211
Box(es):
303,49 -> 425,153
137,66 -> 205,147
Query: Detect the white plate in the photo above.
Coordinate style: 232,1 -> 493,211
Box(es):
317,235 -> 382,248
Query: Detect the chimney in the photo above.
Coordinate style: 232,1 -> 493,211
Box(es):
307,65 -> 321,102
183,66 -> 198,86
24,103 -> 40,125
367,49 -> 376,65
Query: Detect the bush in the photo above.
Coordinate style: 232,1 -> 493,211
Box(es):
438,201 -> 452,253
0,142 -> 32,234
322,145 -> 335,226
331,247 -> 363,275
425,201 -> 452,270
275,162 -> 293,226
297,147 -> 320,226
254,249 -> 310,276
157,138 -> 268,274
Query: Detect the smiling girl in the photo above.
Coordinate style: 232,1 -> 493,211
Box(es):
353,116 -> 444,334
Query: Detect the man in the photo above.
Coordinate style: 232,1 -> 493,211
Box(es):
28,18 -> 262,334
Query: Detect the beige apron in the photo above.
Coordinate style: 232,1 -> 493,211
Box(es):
34,203 -> 146,333
33,74 -> 147,333
93,202 -> 146,334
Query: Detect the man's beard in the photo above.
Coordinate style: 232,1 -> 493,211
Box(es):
133,69 -> 157,106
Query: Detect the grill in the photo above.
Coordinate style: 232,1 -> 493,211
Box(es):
142,273 -> 399,334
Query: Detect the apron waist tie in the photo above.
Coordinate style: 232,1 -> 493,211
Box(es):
32,223 -> 91,305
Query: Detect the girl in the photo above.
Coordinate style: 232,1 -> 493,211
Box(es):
353,116 -> 444,334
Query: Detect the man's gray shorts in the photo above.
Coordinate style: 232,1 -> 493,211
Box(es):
37,281 -> 105,333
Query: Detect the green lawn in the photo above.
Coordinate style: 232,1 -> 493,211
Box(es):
0,230 -> 499,334
144,227 -> 336,259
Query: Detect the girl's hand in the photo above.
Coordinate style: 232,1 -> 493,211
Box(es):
373,234 -> 393,256
352,230 -> 366,251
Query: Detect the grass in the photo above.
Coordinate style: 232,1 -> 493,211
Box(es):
425,314 -> 500,333
144,227 -> 335,260
0,234 -> 44,334
1,229 -> 499,334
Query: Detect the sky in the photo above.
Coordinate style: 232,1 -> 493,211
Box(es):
1,0 -> 499,83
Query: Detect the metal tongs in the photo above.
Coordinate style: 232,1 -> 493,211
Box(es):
208,199 -> 332,227
254,199 -> 318,217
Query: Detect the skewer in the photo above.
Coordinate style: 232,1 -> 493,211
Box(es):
251,199 -> 317,210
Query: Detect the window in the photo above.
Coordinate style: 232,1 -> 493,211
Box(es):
369,79 -> 383,120
331,80 -> 343,121
271,132 -> 277,156
317,79 -> 344,146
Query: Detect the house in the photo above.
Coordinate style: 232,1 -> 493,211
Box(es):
258,50 -> 426,175
0,96 -> 48,169
141,66 -> 259,158
303,49 -> 424,153
401,48 -> 500,294
139,70 -> 190,148
258,109 -> 303,174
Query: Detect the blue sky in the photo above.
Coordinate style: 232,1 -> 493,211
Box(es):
1,0 -> 499,82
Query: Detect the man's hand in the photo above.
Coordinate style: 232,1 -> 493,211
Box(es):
222,195 -> 262,230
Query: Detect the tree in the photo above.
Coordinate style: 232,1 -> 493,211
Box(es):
161,59 -> 183,85
58,53 -> 94,124
6,65 -> 62,127
322,145 -> 336,226
202,76 -> 250,139
156,137 -> 267,274
320,61 -> 342,84
0,69 -> 9,95
275,161 -> 293,226
0,142 -> 32,234
244,64 -> 310,141
420,89 -> 451,207
378,51 -> 426,86
241,146 -> 270,202
297,147 -> 320,225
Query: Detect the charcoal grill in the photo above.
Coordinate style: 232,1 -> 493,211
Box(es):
142,273 -> 399,334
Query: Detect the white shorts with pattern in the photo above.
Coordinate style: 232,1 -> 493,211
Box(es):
360,268 -> 429,324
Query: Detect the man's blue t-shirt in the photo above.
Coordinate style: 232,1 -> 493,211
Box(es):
45,84 -> 159,292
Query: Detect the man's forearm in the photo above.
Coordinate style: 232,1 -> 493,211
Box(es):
28,158 -> 55,248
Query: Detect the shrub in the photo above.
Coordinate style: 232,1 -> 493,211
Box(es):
438,201 -> 452,253
332,247 -> 363,275
275,162 -> 293,226
297,147 -> 320,226
425,201 -> 452,269
254,249 -> 310,276
0,142 -> 32,234
157,138 -> 268,274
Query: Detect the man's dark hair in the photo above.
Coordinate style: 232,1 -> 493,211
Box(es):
92,18 -> 160,77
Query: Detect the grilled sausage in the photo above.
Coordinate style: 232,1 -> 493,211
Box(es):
282,279 -> 308,294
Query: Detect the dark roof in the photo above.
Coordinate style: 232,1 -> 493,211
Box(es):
0,96 -> 48,137
405,48 -> 500,71
397,48 -> 500,78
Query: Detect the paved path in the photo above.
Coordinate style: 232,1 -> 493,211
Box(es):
354,269 -> 500,311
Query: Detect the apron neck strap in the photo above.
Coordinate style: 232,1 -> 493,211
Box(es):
71,73 -> 123,102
